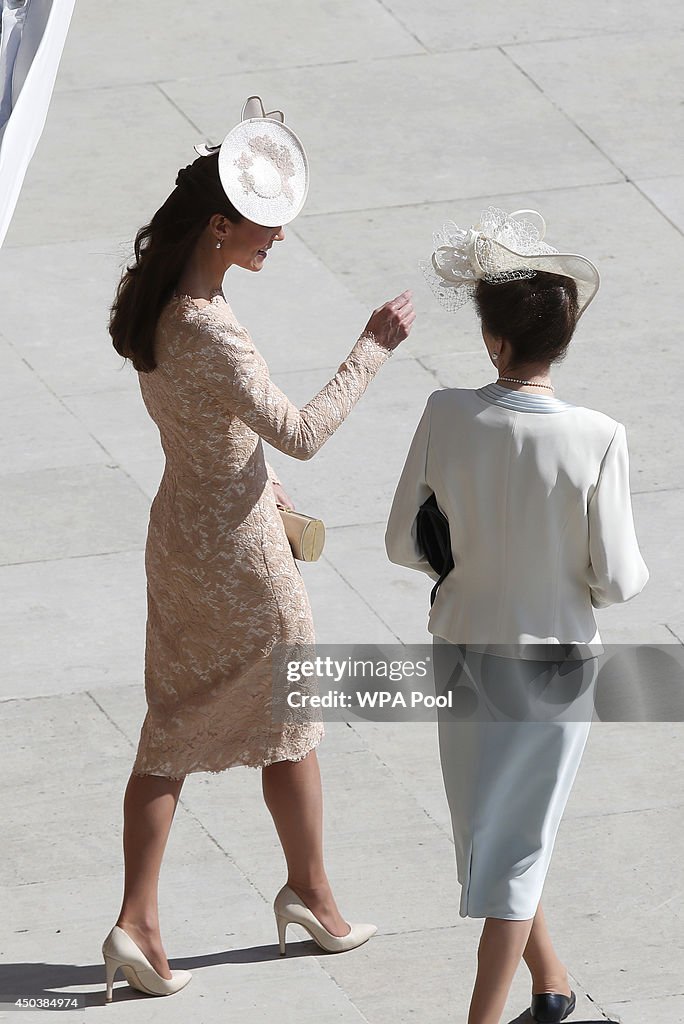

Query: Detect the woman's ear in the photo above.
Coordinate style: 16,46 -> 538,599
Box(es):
209,212 -> 236,237
481,325 -> 500,362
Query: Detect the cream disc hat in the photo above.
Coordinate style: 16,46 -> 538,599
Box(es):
194,96 -> 308,226
420,207 -> 600,319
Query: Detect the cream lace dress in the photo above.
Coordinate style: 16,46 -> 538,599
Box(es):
131,290 -> 392,778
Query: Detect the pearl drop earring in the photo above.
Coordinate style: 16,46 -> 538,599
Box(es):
216,240 -> 222,249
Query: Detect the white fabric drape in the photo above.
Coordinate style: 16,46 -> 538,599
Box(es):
0,0 -> 75,247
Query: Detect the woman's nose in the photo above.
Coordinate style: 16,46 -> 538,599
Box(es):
274,227 -> 285,242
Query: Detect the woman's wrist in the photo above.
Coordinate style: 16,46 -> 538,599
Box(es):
355,330 -> 395,362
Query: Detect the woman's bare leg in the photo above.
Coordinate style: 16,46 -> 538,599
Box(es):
262,749 -> 350,936
115,772 -> 185,978
522,902 -> 572,995
467,916 -> 535,1024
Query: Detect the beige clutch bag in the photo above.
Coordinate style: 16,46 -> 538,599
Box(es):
276,504 -> 326,561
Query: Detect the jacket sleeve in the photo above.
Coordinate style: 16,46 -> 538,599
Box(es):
189,313 -> 393,460
384,394 -> 441,582
585,422 -> 650,608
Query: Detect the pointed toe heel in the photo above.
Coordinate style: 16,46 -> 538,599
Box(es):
273,883 -> 377,955
101,925 -> 192,1001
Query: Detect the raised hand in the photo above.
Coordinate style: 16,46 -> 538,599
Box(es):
363,290 -> 416,352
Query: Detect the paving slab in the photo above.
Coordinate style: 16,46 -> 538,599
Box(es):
0,551 -> 146,701
54,0 -> 423,93
378,1 -> 684,51
563,723 -> 684,820
0,337 -> 50,401
61,387 -> 162,468
637,175 -> 684,233
506,32 -> 684,179
344,720 -> 453,835
322,520 -> 434,644
0,465 -> 149,565
1,388 -> 107,475
603,993 -> 684,1024
0,238 -> 135,397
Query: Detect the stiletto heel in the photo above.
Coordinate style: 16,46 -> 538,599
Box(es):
104,955 -> 118,1003
273,884 -> 377,954
276,914 -> 288,955
101,925 -> 192,1000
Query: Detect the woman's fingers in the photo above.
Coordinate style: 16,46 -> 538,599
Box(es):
390,308 -> 416,343
390,290 -> 412,311
364,290 -> 415,349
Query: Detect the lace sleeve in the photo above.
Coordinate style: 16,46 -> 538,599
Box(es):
188,312 -> 394,460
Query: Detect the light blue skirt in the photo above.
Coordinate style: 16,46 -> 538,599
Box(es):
433,636 -> 598,920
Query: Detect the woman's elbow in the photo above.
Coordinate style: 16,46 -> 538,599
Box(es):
292,445 -> 317,461
284,434 -> 323,461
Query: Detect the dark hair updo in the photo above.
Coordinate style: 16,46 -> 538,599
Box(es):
473,272 -> 579,370
109,153 -> 243,373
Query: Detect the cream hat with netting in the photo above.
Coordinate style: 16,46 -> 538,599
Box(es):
194,96 -> 309,226
420,207 -> 600,318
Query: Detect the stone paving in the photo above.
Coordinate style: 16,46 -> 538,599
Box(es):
1,2 -> 683,1022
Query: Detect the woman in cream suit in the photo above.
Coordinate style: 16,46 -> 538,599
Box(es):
385,208 -> 649,1024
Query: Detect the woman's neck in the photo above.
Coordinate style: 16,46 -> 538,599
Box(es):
495,363 -> 553,392
176,245 -> 229,301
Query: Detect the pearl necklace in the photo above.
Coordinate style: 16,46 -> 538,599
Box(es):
497,376 -> 555,392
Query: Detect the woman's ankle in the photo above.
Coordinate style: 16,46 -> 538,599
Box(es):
286,877 -> 330,895
530,967 -> 571,996
116,914 -> 161,936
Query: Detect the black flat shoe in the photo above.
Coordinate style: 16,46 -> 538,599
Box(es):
530,989 -> 576,1023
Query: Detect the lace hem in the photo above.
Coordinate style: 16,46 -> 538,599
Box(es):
131,724 -> 325,778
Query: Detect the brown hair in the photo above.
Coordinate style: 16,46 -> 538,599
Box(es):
109,153 -> 243,373
473,273 -> 579,370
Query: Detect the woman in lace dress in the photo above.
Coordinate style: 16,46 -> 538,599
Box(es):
103,144 -> 414,996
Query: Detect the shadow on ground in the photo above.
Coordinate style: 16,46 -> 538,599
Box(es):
0,955 -> 618,1019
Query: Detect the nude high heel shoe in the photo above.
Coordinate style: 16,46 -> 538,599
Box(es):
274,884 -> 377,955
102,925 -> 192,1002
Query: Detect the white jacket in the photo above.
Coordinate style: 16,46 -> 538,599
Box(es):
384,383 -> 649,658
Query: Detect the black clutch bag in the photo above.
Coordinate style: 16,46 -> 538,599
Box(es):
416,492 -> 454,606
